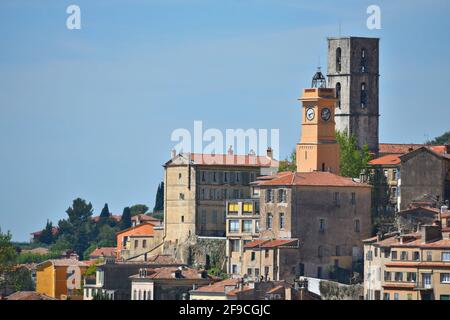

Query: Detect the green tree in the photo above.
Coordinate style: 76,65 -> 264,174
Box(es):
130,204 -> 149,216
99,203 -> 110,219
38,220 -> 54,245
153,182 -> 164,212
278,149 -> 297,172
120,207 -> 132,230
336,131 -> 371,178
426,131 -> 450,145
57,198 -> 95,257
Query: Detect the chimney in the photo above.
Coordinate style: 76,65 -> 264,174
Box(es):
171,149 -> 177,159
421,225 -> 442,244
444,143 -> 450,154
266,147 -> 273,159
227,145 -> 234,155
376,231 -> 383,242
69,253 -> 79,260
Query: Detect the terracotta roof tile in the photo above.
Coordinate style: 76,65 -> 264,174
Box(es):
256,171 -> 370,188
244,238 -> 299,249
378,143 -> 425,155
6,291 -> 56,300
176,153 -> 278,168
89,247 -> 116,258
131,266 -> 217,281
368,154 -> 401,166
191,278 -> 239,293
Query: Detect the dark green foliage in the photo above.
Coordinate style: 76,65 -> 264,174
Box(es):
426,131 -> 450,145
130,204 -> 149,216
278,149 -> 296,172
16,251 -> 61,264
99,203 -> 110,219
120,207 -> 132,230
38,220 -> 54,245
153,182 -> 164,212
336,131 -> 371,178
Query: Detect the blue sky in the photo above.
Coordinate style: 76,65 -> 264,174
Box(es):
1,0 -> 449,241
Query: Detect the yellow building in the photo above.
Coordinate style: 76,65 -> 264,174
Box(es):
36,258 -> 88,300
296,71 -> 339,175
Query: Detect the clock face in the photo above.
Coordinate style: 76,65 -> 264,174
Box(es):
306,108 -> 315,121
321,107 -> 331,121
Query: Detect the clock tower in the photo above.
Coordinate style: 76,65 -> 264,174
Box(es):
296,68 -> 340,174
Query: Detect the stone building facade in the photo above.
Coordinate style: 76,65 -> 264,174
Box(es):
327,37 -> 379,153
163,151 -> 278,244
399,146 -> 450,210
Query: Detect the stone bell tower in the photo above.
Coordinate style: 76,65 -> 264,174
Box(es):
296,68 -> 340,174
327,37 -> 379,154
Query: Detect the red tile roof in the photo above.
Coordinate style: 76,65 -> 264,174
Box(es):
226,286 -> 254,296
378,143 -> 425,155
172,153 -> 278,168
6,291 -> 56,300
243,239 -> 269,249
89,247 -> 116,258
368,154 -> 401,166
191,278 -> 239,293
256,171 -> 370,188
91,214 -> 122,223
30,227 -> 59,237
131,266 -> 218,281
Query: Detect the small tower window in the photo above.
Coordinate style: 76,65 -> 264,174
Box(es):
360,82 -> 367,108
360,48 -> 368,73
336,47 -> 342,72
336,82 -> 341,108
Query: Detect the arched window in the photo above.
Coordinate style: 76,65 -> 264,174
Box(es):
336,82 -> 341,108
138,290 -> 142,300
322,163 -> 325,172
133,290 -> 137,300
360,48 -> 367,72
147,290 -> 152,300
143,290 -> 147,300
336,48 -> 342,72
360,82 -> 367,108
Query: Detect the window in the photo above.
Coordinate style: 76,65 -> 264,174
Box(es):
400,251 -> 408,261
265,189 -> 273,203
441,273 -> 450,283
265,250 -> 269,258
336,47 -> 342,72
407,272 -> 417,282
354,219 -> 360,232
224,172 -> 228,182
351,192 -> 356,205
202,171 -> 206,182
201,210 -> 207,224
134,240 -> 139,248
407,293 -> 412,300
413,252 -> 420,261
251,252 -> 256,261
277,189 -> 287,203
360,48 -> 367,72
247,268 -> 252,276
255,220 -> 260,233
143,240 -> 147,248
427,251 -> 433,261
317,266 -> 323,278
232,265 -> 238,274
335,245 -> 340,256
179,193 -> 185,200
143,291 -> 147,300
384,271 -> 391,281
394,293 -> 399,300
334,192 -> 340,206
255,268 -> 260,278
318,246 -> 324,258
442,252 -> 450,261
236,172 -> 240,183
360,82 -> 367,108
336,82 -> 341,108
133,290 -> 137,300
392,251 -> 398,260
243,202 -> 253,214
366,250 -> 373,261
384,293 -> 390,300
230,239 -> 240,252
394,272 -> 403,282
228,202 -> 239,214
319,219 -> 326,232
242,220 -> 252,233
279,213 -> 285,229
229,220 -> 239,233
267,213 -> 273,230
213,171 -> 217,182
181,215 -> 184,223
